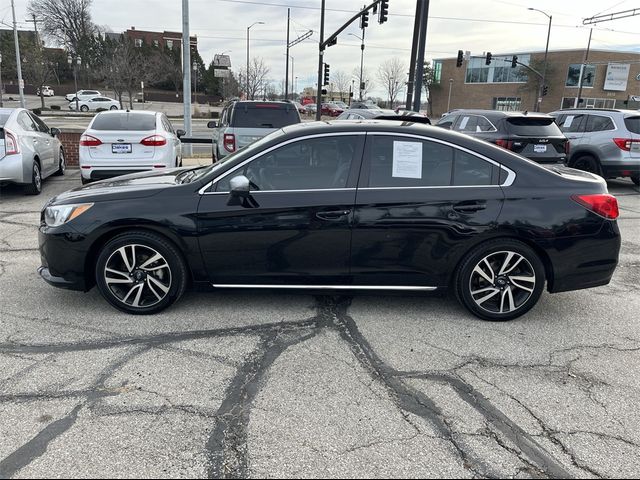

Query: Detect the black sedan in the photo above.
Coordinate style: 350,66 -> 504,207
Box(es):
38,120 -> 620,320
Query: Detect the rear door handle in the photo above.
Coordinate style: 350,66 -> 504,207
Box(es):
453,201 -> 486,213
316,209 -> 351,221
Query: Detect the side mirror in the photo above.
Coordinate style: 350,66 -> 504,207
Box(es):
50,127 -> 61,137
229,175 -> 250,198
176,129 -> 186,138
207,120 -> 218,129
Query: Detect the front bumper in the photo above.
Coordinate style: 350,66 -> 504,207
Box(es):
38,225 -> 90,291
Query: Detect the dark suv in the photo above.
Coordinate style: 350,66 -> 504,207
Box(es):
208,101 -> 301,161
436,110 -> 569,164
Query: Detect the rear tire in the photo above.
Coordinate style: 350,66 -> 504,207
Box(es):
631,174 -> 639,187
24,162 -> 42,195
80,105 -> 89,112
571,154 -> 602,177
95,231 -> 188,315
454,239 -> 546,321
54,149 -> 66,176
110,105 -> 118,110
81,177 -> 91,185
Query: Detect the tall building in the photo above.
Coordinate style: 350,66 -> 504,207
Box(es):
430,49 -> 640,117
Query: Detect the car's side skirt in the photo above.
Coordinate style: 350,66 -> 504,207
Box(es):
212,284 -> 438,291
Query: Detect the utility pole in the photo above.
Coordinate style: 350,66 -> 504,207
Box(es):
412,0 -> 430,112
315,0 -> 326,120
574,28 -> 592,108
0,54 -> 3,108
405,0 -> 422,110
285,8 -> 290,100
182,0 -> 192,156
11,0 -> 25,108
359,24 -> 365,101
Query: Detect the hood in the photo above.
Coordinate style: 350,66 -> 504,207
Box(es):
49,168 -> 189,205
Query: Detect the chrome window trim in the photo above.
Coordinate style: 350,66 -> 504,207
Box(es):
204,188 -> 357,195
212,284 -> 438,291
198,131 -> 367,195
367,132 -> 516,187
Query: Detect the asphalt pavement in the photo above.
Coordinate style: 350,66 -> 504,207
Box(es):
0,171 -> 639,478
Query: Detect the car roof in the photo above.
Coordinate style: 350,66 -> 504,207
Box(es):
447,109 -> 554,119
549,108 -> 640,116
345,109 -> 397,117
94,110 -> 157,116
280,120 -> 454,139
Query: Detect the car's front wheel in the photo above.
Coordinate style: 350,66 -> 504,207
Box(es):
454,239 -> 545,321
80,105 -> 89,112
95,231 -> 188,314
54,149 -> 65,176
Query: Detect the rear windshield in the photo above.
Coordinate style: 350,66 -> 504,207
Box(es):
0,112 -> 11,127
231,104 -> 300,128
505,117 -> 562,136
91,113 -> 156,131
624,116 -> 640,134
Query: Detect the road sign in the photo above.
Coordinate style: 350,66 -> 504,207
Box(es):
214,54 -> 231,68
214,69 -> 230,78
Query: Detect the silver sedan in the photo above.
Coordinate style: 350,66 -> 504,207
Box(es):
70,96 -> 121,112
0,108 -> 65,195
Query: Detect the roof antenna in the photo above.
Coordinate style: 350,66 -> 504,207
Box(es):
523,110 -> 528,115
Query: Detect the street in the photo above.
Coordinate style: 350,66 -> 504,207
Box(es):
0,172 -> 638,478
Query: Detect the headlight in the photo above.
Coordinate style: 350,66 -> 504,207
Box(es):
44,203 -> 93,227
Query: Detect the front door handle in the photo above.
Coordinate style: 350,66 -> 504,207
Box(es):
316,209 -> 351,221
452,201 -> 486,213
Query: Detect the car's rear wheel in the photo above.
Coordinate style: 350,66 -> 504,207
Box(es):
95,231 -> 187,314
110,105 -> 118,110
80,105 -> 89,112
24,161 -> 42,195
454,239 -> 545,321
631,174 -> 639,187
571,155 -> 602,177
54,149 -> 65,176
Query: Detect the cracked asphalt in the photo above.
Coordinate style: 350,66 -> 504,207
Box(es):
0,170 -> 639,479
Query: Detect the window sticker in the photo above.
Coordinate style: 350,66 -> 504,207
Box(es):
563,116 -> 574,128
459,116 -> 470,130
392,141 -> 423,179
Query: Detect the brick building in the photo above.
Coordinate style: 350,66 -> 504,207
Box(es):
123,27 -> 197,52
430,49 -> 640,117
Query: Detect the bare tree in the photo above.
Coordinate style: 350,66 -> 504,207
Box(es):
352,66 -> 374,100
332,70 -> 351,101
377,58 -> 406,107
28,0 -> 97,54
241,57 -> 270,100
21,39 -> 57,109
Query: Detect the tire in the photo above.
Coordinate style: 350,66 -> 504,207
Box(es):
95,231 -> 188,315
23,162 -> 42,195
571,155 -> 602,177
454,239 -> 546,321
631,174 -> 639,187
54,149 -> 66,176
81,176 -> 91,185
110,105 -> 118,110
80,105 -> 89,112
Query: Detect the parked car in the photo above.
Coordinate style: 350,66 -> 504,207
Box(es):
292,101 -> 307,114
65,90 -> 102,102
39,120 -> 620,321
305,103 -> 317,114
549,108 -> 640,185
36,86 -> 55,97
78,110 -> 185,184
436,109 -> 569,164
336,108 -> 432,125
70,96 -> 121,112
349,102 -> 381,109
207,100 -> 301,161
0,108 -> 65,195
321,103 -> 344,117
333,101 -> 349,109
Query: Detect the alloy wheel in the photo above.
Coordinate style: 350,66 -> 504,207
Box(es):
34,164 -> 42,192
469,250 -> 536,314
104,244 -> 172,308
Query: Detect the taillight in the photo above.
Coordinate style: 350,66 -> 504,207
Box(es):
79,134 -> 102,147
571,194 -> 619,220
495,139 -> 514,150
564,140 -> 570,155
223,134 -> 236,153
140,135 -> 167,147
613,138 -> 640,151
4,129 -> 19,154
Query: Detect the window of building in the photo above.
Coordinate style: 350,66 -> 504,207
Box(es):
134,38 -> 143,48
166,39 -> 174,49
465,55 -> 529,84
565,64 -> 596,87
493,97 -> 522,111
561,97 -> 615,109
153,40 -> 159,47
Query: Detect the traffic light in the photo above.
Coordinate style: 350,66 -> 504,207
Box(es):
378,0 -> 389,24
323,63 -> 330,86
456,50 -> 464,68
511,55 -> 518,68
321,88 -> 328,95
542,85 -> 549,96
485,52 -> 492,65
360,10 -> 369,29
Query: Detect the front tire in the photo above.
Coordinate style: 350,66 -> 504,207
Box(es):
95,231 -> 188,314
80,105 -> 89,112
454,239 -> 545,321
24,162 -> 42,195
54,149 -> 66,176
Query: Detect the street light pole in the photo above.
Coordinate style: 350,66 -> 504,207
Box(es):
246,21 -> 264,100
0,53 -> 3,108
528,7 -> 552,112
348,32 -> 365,101
11,0 -> 25,108
192,61 -> 197,104
447,78 -> 453,112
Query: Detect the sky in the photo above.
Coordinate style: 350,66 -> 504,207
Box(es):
5,0 -> 640,98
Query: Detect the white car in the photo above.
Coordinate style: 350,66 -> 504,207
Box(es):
36,86 -> 55,97
65,90 -> 102,102
79,110 -> 186,184
0,108 -> 65,195
70,96 -> 121,112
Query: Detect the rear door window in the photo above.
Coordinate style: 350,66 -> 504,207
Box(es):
91,113 -> 156,131
17,112 -> 37,132
555,114 -> 586,133
231,104 -> 300,128
505,117 -> 563,136
585,115 -> 615,132
624,116 -> 640,134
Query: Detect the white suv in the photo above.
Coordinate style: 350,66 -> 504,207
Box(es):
65,90 -> 101,102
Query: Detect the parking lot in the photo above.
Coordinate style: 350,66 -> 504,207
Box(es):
0,171 -> 639,478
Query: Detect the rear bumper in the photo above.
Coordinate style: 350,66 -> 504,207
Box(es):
0,153 -> 29,184
79,148 -> 176,180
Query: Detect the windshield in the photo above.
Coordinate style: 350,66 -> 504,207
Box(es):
91,113 -> 156,131
231,105 -> 300,128
505,117 -> 562,136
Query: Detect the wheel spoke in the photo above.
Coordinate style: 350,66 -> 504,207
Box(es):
105,267 -> 133,284
118,246 -> 135,272
471,286 -> 498,296
499,252 -> 523,275
509,275 -> 535,292
139,252 -> 164,270
122,283 -> 143,305
474,261 -> 494,284
146,278 -> 164,301
147,275 -> 170,295
499,287 -> 516,313
475,288 -> 500,305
